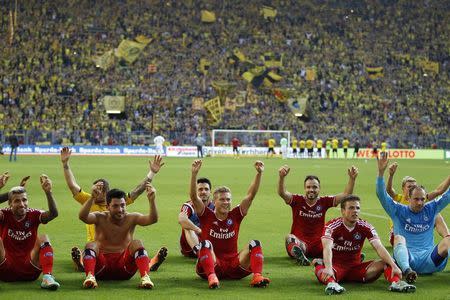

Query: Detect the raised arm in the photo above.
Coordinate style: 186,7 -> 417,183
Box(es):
128,155 -> 165,201
135,183 -> 158,226
0,171 -> 10,203
79,183 -> 103,224
278,165 -> 293,204
376,152 -> 397,217
334,165 -> 358,206
427,175 -> 450,201
190,160 -> 205,215
386,163 -> 398,198
60,147 -> 81,195
39,175 -> 59,223
371,239 -> 402,279
239,161 -> 264,216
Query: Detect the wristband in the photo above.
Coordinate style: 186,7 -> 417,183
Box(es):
147,171 -> 155,181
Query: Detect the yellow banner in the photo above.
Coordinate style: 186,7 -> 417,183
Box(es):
116,39 -> 147,63
201,10 -> 216,23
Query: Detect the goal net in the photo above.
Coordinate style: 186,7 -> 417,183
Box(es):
210,129 -> 291,157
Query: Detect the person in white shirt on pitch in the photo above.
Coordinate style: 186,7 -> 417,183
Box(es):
153,135 -> 165,155
280,137 -> 288,159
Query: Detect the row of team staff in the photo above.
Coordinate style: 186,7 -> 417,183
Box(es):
0,149 -> 448,295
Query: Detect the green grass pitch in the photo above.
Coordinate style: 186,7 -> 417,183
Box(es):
0,155 -> 449,299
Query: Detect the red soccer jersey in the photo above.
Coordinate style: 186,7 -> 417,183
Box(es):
231,138 -> 240,148
289,195 -> 335,244
198,206 -> 244,260
0,208 -> 43,259
322,217 -> 379,266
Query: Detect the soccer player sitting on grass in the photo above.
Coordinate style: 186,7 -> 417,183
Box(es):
79,183 -> 158,289
277,165 -> 358,265
0,176 -> 60,290
178,177 -> 214,258
190,160 -> 270,289
313,195 -> 415,295
385,162 -> 449,246
376,152 -> 450,284
60,147 -> 167,272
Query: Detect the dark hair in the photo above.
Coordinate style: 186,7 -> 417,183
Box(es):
93,178 -> 110,193
304,175 -> 320,185
340,195 -> 361,209
197,177 -> 211,189
408,185 -> 425,198
106,189 -> 126,205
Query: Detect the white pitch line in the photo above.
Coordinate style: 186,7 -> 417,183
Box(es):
360,212 -> 388,220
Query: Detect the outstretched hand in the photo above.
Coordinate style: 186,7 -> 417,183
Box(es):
40,174 -> 52,193
388,162 -> 398,176
60,147 -> 72,164
20,176 -> 31,187
192,160 -> 203,174
347,165 -> 359,180
377,152 -> 389,175
279,165 -> 290,178
254,161 -> 264,173
150,155 -> 165,173
0,172 -> 10,189
91,181 -> 104,200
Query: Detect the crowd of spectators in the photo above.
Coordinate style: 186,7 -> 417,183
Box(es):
0,0 -> 448,148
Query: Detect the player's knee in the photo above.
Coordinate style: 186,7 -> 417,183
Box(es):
83,248 -> 97,259
130,239 -> 144,248
393,234 -> 406,245
201,240 -> 213,250
249,240 -> 261,250
38,234 -> 50,243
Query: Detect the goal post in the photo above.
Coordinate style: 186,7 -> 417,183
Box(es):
210,129 -> 291,157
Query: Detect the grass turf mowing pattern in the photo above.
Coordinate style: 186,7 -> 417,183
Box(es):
0,156 -> 449,299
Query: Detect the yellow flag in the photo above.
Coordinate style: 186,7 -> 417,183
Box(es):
116,40 -> 147,63
199,58 -> 211,75
204,97 -> 222,121
261,5 -> 277,19
92,50 -> 115,70
201,10 -> 216,23
306,68 -> 316,81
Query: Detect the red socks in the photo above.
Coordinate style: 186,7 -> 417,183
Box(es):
39,243 -> 54,275
83,249 -> 96,276
384,266 -> 400,283
250,245 -> 264,274
199,247 -> 215,276
134,248 -> 150,277
314,265 -> 335,284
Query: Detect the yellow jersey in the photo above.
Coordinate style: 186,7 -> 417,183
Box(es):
332,139 -> 339,149
299,140 -> 306,149
306,139 -> 314,149
342,139 -> 349,149
316,139 -> 323,148
381,142 -> 387,151
292,138 -> 298,148
268,138 -> 276,148
74,190 -> 134,242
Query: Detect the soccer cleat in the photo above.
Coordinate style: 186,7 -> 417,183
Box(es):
292,245 -> 310,266
83,273 -> 98,289
139,273 -> 154,289
71,246 -> 84,272
40,274 -> 60,290
149,247 -> 168,272
250,274 -> 271,288
403,268 -> 418,284
360,252 -> 366,262
325,282 -> 345,295
389,280 -> 416,293
208,273 -> 220,289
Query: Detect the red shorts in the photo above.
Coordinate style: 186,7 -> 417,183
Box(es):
333,261 -> 379,283
180,232 -> 196,258
0,254 -> 41,282
95,249 -> 137,280
196,253 -> 251,280
286,238 -> 323,259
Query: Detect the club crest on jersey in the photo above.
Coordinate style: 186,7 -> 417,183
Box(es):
24,221 -> 31,229
423,215 -> 429,222
316,205 -> 322,212
226,219 -> 233,226
353,232 -> 361,240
